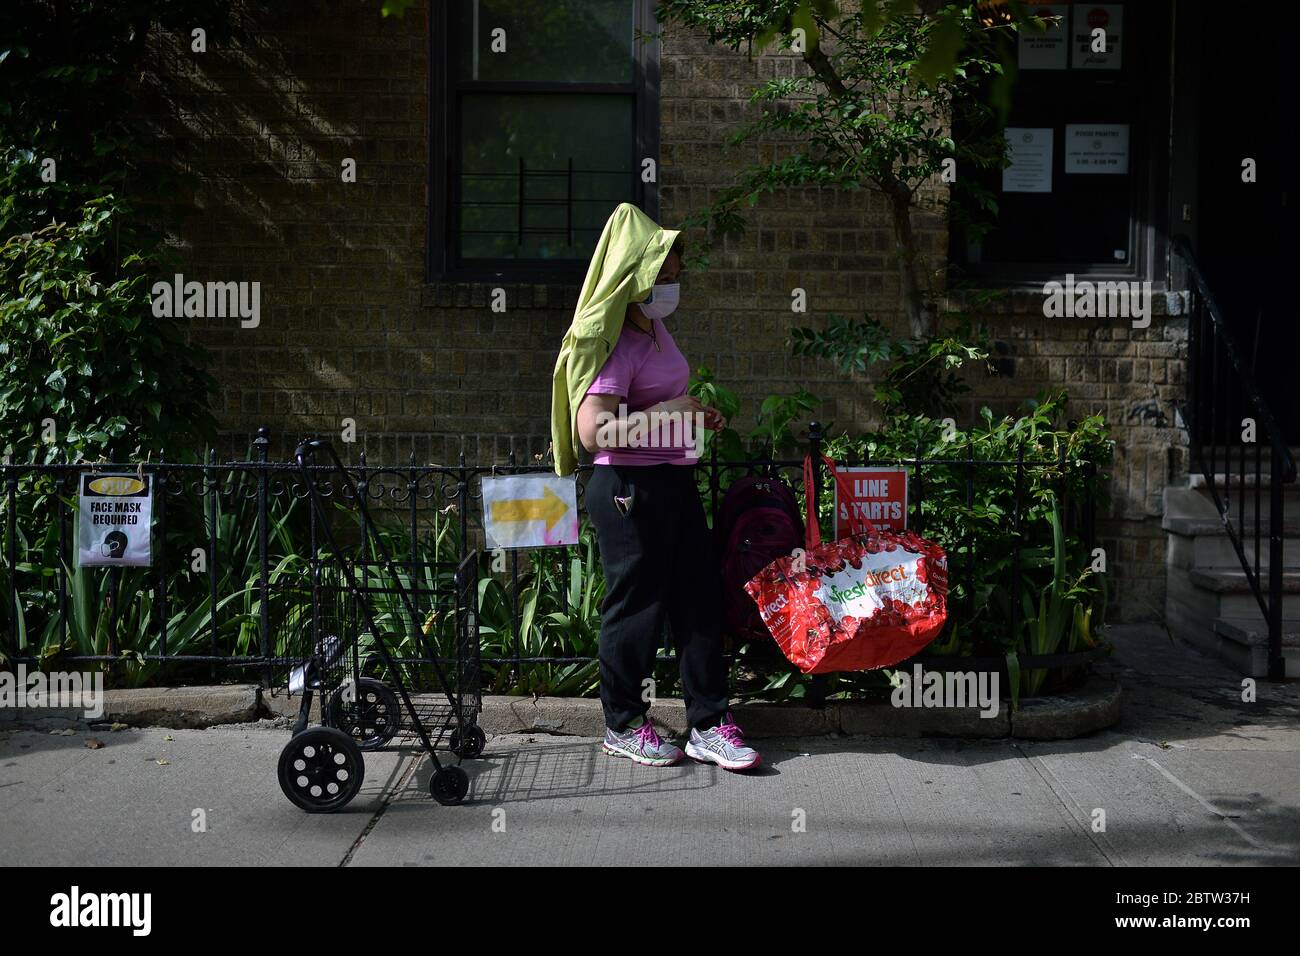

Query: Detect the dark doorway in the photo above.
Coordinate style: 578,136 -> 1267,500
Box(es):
1192,3 -> 1297,441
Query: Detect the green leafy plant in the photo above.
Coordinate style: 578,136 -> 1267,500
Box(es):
752,389 -> 821,456
10,468 -> 312,686
1,3 -> 246,665
818,390 -> 1113,697
688,366 -> 745,461
0,200 -> 217,466
473,521 -> 604,697
790,314 -> 990,417
1,2 -> 246,466
1016,501 -> 1101,701
691,366 -> 821,460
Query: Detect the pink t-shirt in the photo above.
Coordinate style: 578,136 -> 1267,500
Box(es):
585,318 -> 698,466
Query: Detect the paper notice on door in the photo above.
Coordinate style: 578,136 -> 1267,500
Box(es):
1072,4 -> 1123,69
1018,4 -> 1069,69
1002,127 -> 1053,193
1064,124 -> 1129,174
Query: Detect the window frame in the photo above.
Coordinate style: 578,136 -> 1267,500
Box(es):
427,0 -> 661,283
948,1 -> 1173,291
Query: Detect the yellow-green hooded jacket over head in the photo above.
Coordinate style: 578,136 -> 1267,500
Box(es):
550,203 -> 680,476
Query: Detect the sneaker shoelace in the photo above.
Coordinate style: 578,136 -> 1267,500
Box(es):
635,720 -> 663,750
715,714 -> 745,747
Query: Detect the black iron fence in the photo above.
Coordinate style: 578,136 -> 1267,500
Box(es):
1,423 -> 1101,692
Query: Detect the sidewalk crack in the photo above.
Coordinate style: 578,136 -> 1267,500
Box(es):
1130,752 -> 1268,851
1010,741 -> 1126,866
338,752 -> 422,867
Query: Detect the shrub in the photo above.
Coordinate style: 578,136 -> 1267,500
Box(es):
0,194 -> 217,465
819,392 -> 1113,700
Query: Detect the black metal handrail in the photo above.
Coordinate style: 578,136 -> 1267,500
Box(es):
1174,236 -> 1295,679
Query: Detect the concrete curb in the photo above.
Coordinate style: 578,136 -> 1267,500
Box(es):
1008,677 -> 1124,740
477,676 -> 1121,741
103,685 -> 261,728
1,678 -> 1122,740
261,688 -> 319,723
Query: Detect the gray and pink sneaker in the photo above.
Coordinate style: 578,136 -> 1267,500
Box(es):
685,712 -> 761,771
602,718 -> 684,767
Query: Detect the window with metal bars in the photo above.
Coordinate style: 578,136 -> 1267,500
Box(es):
429,0 -> 660,281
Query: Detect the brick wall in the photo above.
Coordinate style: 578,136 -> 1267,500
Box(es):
139,2 -> 1184,620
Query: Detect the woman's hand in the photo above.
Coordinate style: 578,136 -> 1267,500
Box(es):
649,395 -> 726,432
648,394 -> 704,417
578,393 -> 727,454
700,405 -> 726,432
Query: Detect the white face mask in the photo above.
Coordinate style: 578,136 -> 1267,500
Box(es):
638,282 -> 680,320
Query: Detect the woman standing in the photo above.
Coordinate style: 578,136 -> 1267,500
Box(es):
550,204 -> 761,771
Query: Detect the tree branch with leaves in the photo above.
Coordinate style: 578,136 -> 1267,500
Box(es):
657,0 -> 1017,338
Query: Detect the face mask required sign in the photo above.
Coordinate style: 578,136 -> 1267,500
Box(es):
77,474 -> 153,567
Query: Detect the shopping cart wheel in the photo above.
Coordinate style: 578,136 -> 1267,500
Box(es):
328,678 -> 399,750
430,765 -> 469,806
278,727 -> 365,813
448,725 -> 486,758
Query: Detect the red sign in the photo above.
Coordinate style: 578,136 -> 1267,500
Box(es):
834,467 -> 908,536
1087,7 -> 1109,29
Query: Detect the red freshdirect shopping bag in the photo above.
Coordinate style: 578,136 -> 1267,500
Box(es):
743,455 -> 948,674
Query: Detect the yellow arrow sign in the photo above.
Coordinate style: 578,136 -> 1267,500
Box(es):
489,486 -> 569,531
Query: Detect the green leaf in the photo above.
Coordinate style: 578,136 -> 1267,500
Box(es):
790,2 -> 820,52
1005,650 -> 1020,711
914,16 -> 966,84
859,2 -> 883,37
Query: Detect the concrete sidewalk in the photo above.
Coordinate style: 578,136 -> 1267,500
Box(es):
1,625 -> 1297,866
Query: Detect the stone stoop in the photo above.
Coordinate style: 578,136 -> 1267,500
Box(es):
1164,480 -> 1300,677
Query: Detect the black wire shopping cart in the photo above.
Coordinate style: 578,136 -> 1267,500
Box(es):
276,439 -> 483,813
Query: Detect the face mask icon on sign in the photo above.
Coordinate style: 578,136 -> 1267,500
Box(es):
101,530 -> 128,559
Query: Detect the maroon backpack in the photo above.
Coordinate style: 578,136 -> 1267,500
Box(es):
716,474 -> 805,646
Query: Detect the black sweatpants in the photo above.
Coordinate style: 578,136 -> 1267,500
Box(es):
587,463 -> 729,731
